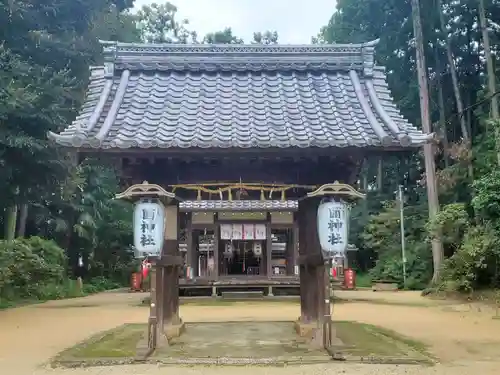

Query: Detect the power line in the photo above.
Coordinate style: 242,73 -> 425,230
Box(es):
434,88 -> 500,130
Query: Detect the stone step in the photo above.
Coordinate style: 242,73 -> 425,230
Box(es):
331,281 -> 343,290
221,291 -> 264,299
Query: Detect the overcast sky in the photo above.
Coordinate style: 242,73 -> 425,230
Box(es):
133,0 -> 336,43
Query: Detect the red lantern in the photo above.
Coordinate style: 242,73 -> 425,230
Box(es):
141,259 -> 151,280
130,272 -> 142,291
344,268 -> 356,289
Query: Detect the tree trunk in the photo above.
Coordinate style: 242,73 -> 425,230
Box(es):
437,0 -> 470,143
434,46 -> 450,168
4,205 -> 18,242
362,166 -> 368,192
411,0 -> 444,283
17,204 -> 29,237
437,0 -> 474,179
477,0 -> 500,163
466,95 -> 472,140
377,157 -> 383,191
437,75 -> 450,168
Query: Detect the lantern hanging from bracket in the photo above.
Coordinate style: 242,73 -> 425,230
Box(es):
317,198 -> 350,256
252,242 -> 263,258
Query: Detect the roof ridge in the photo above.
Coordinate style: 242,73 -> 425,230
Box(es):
99,40 -> 380,76
100,39 -> 379,54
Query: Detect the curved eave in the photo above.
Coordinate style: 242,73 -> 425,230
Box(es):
47,132 -> 435,150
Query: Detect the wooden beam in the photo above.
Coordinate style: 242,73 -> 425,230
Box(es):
297,253 -> 324,267
185,213 -> 193,277
266,215 -> 272,278
156,255 -> 184,267
161,204 -> 181,329
192,229 -> 200,277
290,220 -> 299,275
298,197 -> 325,327
286,227 -> 294,276
213,224 -> 220,280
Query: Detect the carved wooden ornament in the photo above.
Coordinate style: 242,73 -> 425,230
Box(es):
306,182 -> 365,200
115,181 -> 177,202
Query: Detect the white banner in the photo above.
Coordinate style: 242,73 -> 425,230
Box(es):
255,224 -> 267,240
220,224 -> 232,240
243,224 -> 255,240
231,224 -> 243,240
220,224 -> 267,240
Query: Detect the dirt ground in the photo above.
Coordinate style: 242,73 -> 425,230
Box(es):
0,290 -> 499,375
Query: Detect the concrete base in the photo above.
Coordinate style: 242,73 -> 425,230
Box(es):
372,282 -> 398,291
136,324 -> 171,359
164,319 -> 185,339
294,318 -> 342,349
135,337 -> 151,359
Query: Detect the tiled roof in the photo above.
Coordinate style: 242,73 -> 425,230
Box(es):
48,41 -> 432,149
178,200 -> 298,212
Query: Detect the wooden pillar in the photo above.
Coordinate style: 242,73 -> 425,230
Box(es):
266,218 -> 272,278
162,204 -> 182,330
260,237 -> 266,276
213,224 -> 219,280
192,230 -> 200,277
285,227 -> 293,276
293,221 -> 299,275
297,198 -> 323,324
185,213 -> 195,278
154,258 -> 164,332
286,220 -> 298,275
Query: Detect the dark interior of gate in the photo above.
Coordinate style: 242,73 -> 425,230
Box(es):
48,40 -> 431,351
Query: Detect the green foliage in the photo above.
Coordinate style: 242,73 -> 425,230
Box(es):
369,242 -> 434,290
136,2 -> 279,45
0,237 -> 66,301
0,237 -> 125,308
0,0 -> 139,303
426,203 -> 469,255
354,273 -> 372,288
252,31 -> 279,44
2,0 -> 500,301
203,28 -> 244,44
440,225 -> 500,292
317,0 -> 500,293
82,277 -> 122,295
472,170 -> 500,222
358,201 -> 433,289
136,2 -> 197,43
432,170 -> 500,292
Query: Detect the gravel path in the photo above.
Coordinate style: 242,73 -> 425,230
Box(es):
1,291 -> 499,375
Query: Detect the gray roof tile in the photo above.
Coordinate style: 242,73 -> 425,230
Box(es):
48,41 -> 432,149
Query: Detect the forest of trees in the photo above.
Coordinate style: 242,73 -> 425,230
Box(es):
0,0 -> 499,306
320,0 -> 500,293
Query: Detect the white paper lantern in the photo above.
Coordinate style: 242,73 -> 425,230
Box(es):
317,199 -> 350,254
252,242 -> 262,257
133,200 -> 165,257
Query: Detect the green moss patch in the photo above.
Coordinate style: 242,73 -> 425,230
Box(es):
53,321 -> 432,367
335,321 -> 432,361
53,323 -> 145,365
